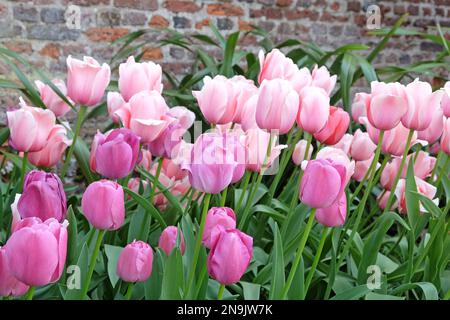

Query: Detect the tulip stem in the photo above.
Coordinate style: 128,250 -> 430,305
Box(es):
124,282 -> 134,300
434,154 -> 450,188
220,187 -> 228,207
236,171 -> 251,212
24,286 -> 35,300
61,105 -> 87,179
282,208 -> 316,299
81,229 -> 106,300
382,129 -> 414,214
20,152 -> 28,192
430,150 -> 443,182
217,284 -> 225,300
185,192 -> 211,299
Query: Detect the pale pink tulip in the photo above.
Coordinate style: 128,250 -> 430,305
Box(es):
28,125 -> 72,167
297,86 -> 330,134
311,65 -> 337,95
35,79 -> 72,117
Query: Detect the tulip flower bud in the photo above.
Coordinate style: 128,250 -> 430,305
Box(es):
349,129 -> 376,161
292,139 -> 313,166
117,241 -> 154,283
352,156 -> 378,182
314,106 -> 350,145
351,92 -> 370,124
311,65 -> 337,95
417,108 -> 444,144
158,226 -> 186,256
81,180 -> 125,230
316,147 -> 355,185
0,247 -> 29,297
297,86 -> 330,134
332,133 -> 353,155
441,118 -> 450,155
35,79 -> 72,117
202,207 -> 236,248
207,227 -> 253,285
18,170 -> 67,222
107,92 -> 130,124
315,193 -> 347,227
442,81 -> 450,118
245,128 -> 287,172
395,177 -> 437,214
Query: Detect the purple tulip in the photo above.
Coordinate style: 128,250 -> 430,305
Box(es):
0,246 -> 29,297
202,207 -> 236,248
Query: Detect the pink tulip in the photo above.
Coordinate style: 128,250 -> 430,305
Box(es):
255,79 -> 299,134
107,92 -> 130,124
351,92 -> 370,124
35,79 -> 72,117
300,159 -> 346,208
352,156 -> 379,182
28,125 -> 72,167
417,107 -> 444,144
119,56 -> 162,102
127,177 -> 148,195
202,207 -> 236,248
231,76 -> 258,124
441,117 -> 450,155
366,81 -> 408,130
349,129 -> 377,161
297,86 -> 330,134
117,240 -> 153,283
81,180 -> 125,230
332,133 -> 353,155
7,98 -> 56,152
158,226 -> 186,256
207,226 -> 253,285
18,170 -> 67,222
316,147 -> 355,184
315,193 -> 347,227
118,90 -> 173,143
10,194 -> 21,234
239,94 -> 258,131
311,65 -> 337,95
162,158 -> 187,180
0,247 -> 29,297
224,128 -> 246,183
5,218 -> 67,286
139,149 -> 153,171
401,79 -> 444,131
314,106 -> 350,145
377,191 -> 396,210
90,128 -> 141,179
292,139 -> 313,166
245,128 -> 287,172
395,177 -> 437,214
66,56 -> 110,106
442,81 -> 450,117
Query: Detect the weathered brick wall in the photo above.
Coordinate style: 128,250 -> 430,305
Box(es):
0,0 -> 449,122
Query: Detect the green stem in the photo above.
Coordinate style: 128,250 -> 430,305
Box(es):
217,284 -> 225,300
236,171 -> 251,212
20,152 -> 28,192
219,187 -> 228,207
81,229 -> 106,300
185,193 -> 212,299
430,150 -> 443,182
124,282 -> 134,300
282,208 -> 317,299
23,286 -> 35,300
61,105 -> 87,179
434,154 -> 450,188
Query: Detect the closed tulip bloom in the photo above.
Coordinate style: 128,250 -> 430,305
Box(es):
35,79 -> 72,117
117,241 -> 153,283
441,118 -> 450,155
395,177 -> 437,214
107,92 -> 130,124
158,226 -> 186,256
81,180 -> 125,230
28,125 -> 72,167
442,81 -> 450,117
292,139 -> 313,166
351,92 -> 370,124
377,191 -> 396,210
314,106 -> 350,145
127,177 -> 148,195
297,86 -> 330,134
239,94 -> 259,131
162,158 -> 187,180
203,207 -> 236,248
349,129 -> 377,161
119,56 -> 162,102
66,56 -> 110,106
231,76 -> 258,124
401,79 -> 444,131
255,79 -> 299,134
353,156 -> 379,182
315,193 -> 347,227
245,128 -> 287,172
311,65 -> 337,95
0,247 -> 29,297
316,147 -> 355,185
18,170 -> 67,222
5,218 -> 67,286
417,108 -> 444,144
90,128 -> 141,179
10,194 -> 21,234
139,149 -> 153,171
7,98 -> 56,152
332,133 -> 353,155
224,129 -> 246,183
367,81 -> 408,130
300,159 -> 346,208
207,227 -> 253,285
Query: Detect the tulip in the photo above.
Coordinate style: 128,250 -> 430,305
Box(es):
239,94 -> 258,131
127,177 -> 148,195
0,247 -> 29,297
35,79 -> 72,117
7,98 -> 56,152
311,65 -> 337,95
231,76 -> 258,124
10,194 -> 21,233
245,128 -> 287,172
162,158 -> 187,180
139,149 -> 153,171
351,92 -> 369,124
255,79 -> 299,134
366,81 -> 408,130
81,180 -> 125,230
158,226 -> 186,256
300,159 -> 346,208
377,191 -> 396,210
349,129 -> 377,161
119,56 -> 162,102
18,170 -> 67,222
316,147 -> 355,185
90,128 -> 141,179
442,81 -> 450,118
28,125 -> 72,168
202,207 -> 236,248
332,133 -> 353,155
297,86 -> 330,134
207,226 -> 253,285
315,193 -> 347,227
107,92 -> 130,124
417,107 -> 444,144
401,79 -> 443,131
5,218 -> 67,286
314,106 -> 350,145
66,56 -> 110,106
395,177 -> 437,214
117,241 -> 153,283
223,128 -> 246,183
353,156 -> 379,182
292,139 -> 313,166
441,118 -> 450,155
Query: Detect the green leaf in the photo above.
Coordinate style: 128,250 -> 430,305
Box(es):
160,248 -> 184,299
339,53 -> 357,111
365,292 -> 405,300
241,282 -> 261,300
330,285 -> 371,300
123,187 -> 167,228
145,249 -> 165,299
67,206 -> 78,265
269,223 -> 285,300
73,137 -> 95,183
412,191 -> 441,218
104,245 -> 123,287
390,282 -> 439,300
64,243 -> 89,300
0,127 -> 10,146
220,31 -> 240,77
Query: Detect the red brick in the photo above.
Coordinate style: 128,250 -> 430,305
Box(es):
165,1 -> 200,13
149,15 -> 169,28
330,2 -> 340,11
86,27 -> 129,42
286,9 -> 319,21
207,3 -> 244,16
266,8 -> 282,19
40,43 -> 61,59
276,0 -> 292,7
4,41 -> 32,54
238,20 -> 253,31
195,18 -> 210,30
63,0 -> 109,5
114,0 -> 158,10
142,47 -> 163,60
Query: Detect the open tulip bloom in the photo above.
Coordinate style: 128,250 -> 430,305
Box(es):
0,35 -> 449,303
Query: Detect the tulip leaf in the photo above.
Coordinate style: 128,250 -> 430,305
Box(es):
390,282 -> 439,300
241,281 -> 261,300
220,31 -> 240,77
123,186 -> 167,228
64,243 -> 89,300
67,206 -> 78,265
160,247 -> 184,299
0,127 -> 10,146
269,222 -> 285,300
127,206 -> 150,243
73,138 -> 95,183
104,244 -> 123,288
411,191 -> 441,219
144,249 -> 165,299
330,284 -> 371,300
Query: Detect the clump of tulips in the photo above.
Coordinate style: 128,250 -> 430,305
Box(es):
0,46 -> 449,301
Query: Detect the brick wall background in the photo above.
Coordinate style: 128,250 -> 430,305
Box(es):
0,0 -> 449,125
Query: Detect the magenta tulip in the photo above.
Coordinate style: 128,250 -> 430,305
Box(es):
158,226 -> 186,256
0,247 -> 29,297
117,241 -> 153,283
202,207 -> 236,248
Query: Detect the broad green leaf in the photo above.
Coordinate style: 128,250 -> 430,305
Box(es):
241,282 -> 261,300
269,222 -> 285,300
330,285 -> 371,300
104,244 -> 123,287
220,31 -> 240,77
123,186 -> 167,228
160,248 -> 184,299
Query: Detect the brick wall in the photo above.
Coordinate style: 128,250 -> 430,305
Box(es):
0,0 -> 449,123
